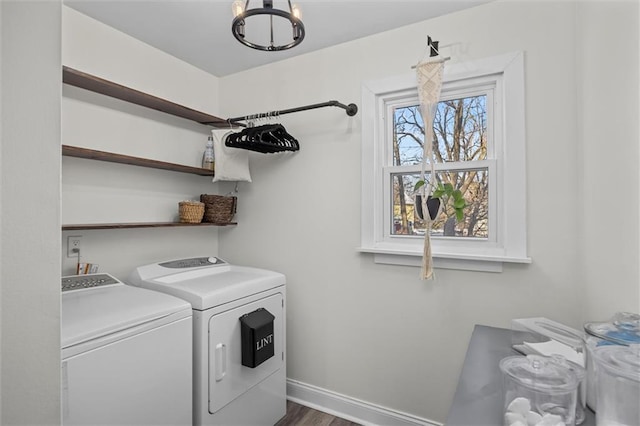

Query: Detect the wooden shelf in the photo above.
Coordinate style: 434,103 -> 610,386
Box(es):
62,66 -> 228,128
62,145 -> 214,176
61,66 -> 236,231
62,222 -> 237,231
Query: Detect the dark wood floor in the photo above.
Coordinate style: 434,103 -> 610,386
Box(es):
275,401 -> 361,426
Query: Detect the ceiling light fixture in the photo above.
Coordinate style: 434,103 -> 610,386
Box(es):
231,0 -> 305,51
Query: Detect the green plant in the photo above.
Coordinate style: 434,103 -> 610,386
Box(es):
414,181 -> 466,221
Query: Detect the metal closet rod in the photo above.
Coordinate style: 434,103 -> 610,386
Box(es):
227,100 -> 358,125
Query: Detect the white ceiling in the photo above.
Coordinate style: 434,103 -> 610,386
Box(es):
64,0 -> 491,77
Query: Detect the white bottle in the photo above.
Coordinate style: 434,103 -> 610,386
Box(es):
202,136 -> 215,171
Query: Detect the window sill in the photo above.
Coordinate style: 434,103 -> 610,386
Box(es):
357,246 -> 531,273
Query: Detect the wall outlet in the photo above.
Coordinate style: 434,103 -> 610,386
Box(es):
67,236 -> 82,258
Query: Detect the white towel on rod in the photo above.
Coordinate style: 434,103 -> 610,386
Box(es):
211,129 -> 252,183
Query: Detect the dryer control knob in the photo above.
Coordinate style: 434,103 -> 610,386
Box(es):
208,257 -> 218,264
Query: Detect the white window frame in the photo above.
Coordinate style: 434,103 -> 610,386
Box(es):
359,51 -> 530,272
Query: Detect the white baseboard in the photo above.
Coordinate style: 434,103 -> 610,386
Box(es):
286,379 -> 441,426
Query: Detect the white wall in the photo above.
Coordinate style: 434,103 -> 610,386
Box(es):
218,1 -> 639,422
61,7 -> 225,278
577,1 -> 640,322
1,1 -> 62,424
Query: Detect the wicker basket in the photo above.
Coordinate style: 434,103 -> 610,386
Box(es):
178,201 -> 205,223
200,194 -> 237,223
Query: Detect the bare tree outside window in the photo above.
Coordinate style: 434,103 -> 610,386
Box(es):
392,95 -> 489,238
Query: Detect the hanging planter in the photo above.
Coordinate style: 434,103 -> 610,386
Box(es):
414,194 -> 441,221
415,181 -> 466,222
414,51 -> 447,280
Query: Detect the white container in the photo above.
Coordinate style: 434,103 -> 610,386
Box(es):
592,344 -> 640,426
202,136 -> 215,170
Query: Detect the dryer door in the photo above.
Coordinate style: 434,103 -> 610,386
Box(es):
208,293 -> 283,414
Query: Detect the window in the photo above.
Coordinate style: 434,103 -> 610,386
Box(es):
359,52 -> 530,272
390,91 -> 491,239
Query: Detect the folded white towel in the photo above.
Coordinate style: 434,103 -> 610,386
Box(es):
522,340 -> 585,367
211,130 -> 252,183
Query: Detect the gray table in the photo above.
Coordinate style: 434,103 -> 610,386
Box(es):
445,325 -> 595,426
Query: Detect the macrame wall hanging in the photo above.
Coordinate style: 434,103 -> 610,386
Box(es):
415,38 -> 446,280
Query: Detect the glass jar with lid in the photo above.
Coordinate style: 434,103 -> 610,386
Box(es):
500,354 -> 580,426
583,312 -> 640,411
592,344 -> 640,426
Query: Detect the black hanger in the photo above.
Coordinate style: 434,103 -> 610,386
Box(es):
225,124 -> 300,154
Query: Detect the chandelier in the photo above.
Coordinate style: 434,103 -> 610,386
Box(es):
231,0 -> 305,51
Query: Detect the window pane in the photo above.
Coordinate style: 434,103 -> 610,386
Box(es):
391,173 -> 422,235
391,169 -> 489,238
434,95 -> 487,162
393,95 -> 487,166
393,106 -> 424,166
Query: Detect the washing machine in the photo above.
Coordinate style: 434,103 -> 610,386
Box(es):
128,256 -> 286,426
61,273 -> 193,426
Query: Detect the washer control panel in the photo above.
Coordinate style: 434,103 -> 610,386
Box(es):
61,274 -> 121,292
159,256 -> 226,269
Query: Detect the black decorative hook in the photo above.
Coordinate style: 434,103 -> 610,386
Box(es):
428,36 -> 439,57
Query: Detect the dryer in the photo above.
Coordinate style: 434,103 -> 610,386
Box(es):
128,256 -> 286,426
61,273 -> 192,426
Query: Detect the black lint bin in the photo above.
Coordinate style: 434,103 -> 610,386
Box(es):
239,308 -> 275,368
